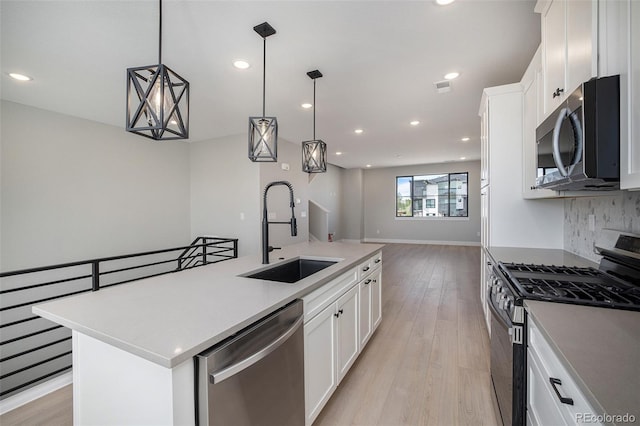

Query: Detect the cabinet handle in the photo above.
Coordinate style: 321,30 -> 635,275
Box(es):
364,279 -> 372,285
334,312 -> 340,318
552,88 -> 564,98
549,377 -> 574,405
362,266 -> 370,272
373,279 -> 377,283
374,259 -> 381,264
339,309 -> 343,315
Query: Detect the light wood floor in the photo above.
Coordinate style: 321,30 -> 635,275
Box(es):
0,244 -> 497,426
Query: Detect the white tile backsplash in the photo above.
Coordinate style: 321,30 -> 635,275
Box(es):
564,191 -> 640,262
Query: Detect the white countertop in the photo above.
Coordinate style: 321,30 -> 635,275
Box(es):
526,300 -> 640,423
33,241 -> 383,368
487,246 -> 599,268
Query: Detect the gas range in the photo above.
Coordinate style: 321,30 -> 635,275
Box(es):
499,262 -> 640,311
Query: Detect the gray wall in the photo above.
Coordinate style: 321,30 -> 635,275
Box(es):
564,191 -> 640,262
1,101 -> 191,271
189,135 -> 260,257
341,168 -> 365,241
362,160 -> 481,245
259,138 -> 310,251
308,164 -> 344,240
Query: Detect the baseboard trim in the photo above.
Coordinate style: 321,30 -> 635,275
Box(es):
0,371 -> 72,415
338,239 -> 363,244
363,238 -> 481,247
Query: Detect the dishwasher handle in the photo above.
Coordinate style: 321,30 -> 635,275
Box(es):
210,315 -> 303,384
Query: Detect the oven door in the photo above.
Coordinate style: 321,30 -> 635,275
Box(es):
488,290 -> 526,426
489,295 -> 513,426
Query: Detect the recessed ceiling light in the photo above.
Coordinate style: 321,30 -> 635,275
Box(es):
233,60 -> 250,69
301,103 -> 312,109
365,164 -> 372,168
336,152 -> 343,156
460,157 -> 466,160
461,137 -> 470,142
354,129 -> 364,134
444,72 -> 460,80
8,73 -> 32,81
436,0 -> 455,5
410,120 -> 420,126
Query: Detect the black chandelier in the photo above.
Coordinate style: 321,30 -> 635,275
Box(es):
126,0 -> 189,140
249,22 -> 278,162
302,70 -> 327,173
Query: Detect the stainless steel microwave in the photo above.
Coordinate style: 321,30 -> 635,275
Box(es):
535,75 -> 620,191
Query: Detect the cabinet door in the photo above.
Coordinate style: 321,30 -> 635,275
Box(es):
371,269 -> 382,331
523,60 -> 559,199
543,0 -> 567,115
304,306 -> 336,425
336,285 -> 359,384
566,0 -> 596,93
358,279 -> 372,350
622,0 -> 640,189
527,351 -> 569,426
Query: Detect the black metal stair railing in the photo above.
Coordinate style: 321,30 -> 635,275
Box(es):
0,236 -> 237,400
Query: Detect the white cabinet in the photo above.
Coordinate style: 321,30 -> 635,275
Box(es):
537,0 -> 597,117
336,285 -> 359,383
358,253 -> 382,349
303,252 -> 382,426
528,318 -> 602,425
478,84 -> 564,249
522,46 -> 560,199
619,0 -> 640,190
304,304 -> 337,424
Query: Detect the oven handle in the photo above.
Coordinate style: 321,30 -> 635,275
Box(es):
552,107 -> 583,177
549,377 -> 574,405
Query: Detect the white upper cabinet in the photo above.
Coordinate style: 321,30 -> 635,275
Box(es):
537,0 -> 597,118
522,46 -> 560,199
620,0 -> 640,190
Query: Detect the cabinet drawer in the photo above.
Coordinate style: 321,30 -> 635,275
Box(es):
303,267 -> 357,323
528,319 -> 601,425
358,251 -> 382,280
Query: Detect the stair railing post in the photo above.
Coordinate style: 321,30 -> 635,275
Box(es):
201,238 -> 208,266
91,261 -> 100,291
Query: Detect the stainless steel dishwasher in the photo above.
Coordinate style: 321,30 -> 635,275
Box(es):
195,299 -> 304,426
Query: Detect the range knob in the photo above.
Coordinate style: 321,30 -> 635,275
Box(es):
499,294 -> 508,310
505,297 -> 514,311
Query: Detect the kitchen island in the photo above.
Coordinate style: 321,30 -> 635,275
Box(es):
33,241 -> 383,425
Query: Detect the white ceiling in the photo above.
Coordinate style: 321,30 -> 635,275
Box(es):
1,0 -> 540,169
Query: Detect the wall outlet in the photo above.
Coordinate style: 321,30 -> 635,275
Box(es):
300,211 -> 307,218
240,212 -> 245,221
477,231 -> 481,237
376,229 -> 380,234
588,214 -> 595,231
281,163 -> 290,171
296,198 -> 301,204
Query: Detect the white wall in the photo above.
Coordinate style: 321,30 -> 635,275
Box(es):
189,135 -> 260,257
0,101 -> 191,271
308,164 -> 344,240
363,161 -> 481,245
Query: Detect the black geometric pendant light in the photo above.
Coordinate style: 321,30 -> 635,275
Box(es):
248,22 -> 278,162
126,0 -> 189,140
302,70 -> 327,173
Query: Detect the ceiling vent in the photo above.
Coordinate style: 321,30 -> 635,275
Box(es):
434,80 -> 452,93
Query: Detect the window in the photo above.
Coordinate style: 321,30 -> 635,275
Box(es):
396,172 -> 468,217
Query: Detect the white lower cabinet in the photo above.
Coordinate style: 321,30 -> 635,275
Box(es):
304,303 -> 337,424
527,319 -> 602,426
359,267 -> 382,349
336,285 -> 359,383
303,252 -> 382,426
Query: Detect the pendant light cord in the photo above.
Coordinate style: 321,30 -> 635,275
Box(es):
158,0 -> 163,64
262,38 -> 266,117
313,79 -> 316,139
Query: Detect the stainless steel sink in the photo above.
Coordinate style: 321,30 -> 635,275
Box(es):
242,258 -> 338,283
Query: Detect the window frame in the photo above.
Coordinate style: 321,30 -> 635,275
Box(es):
395,172 -> 469,218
